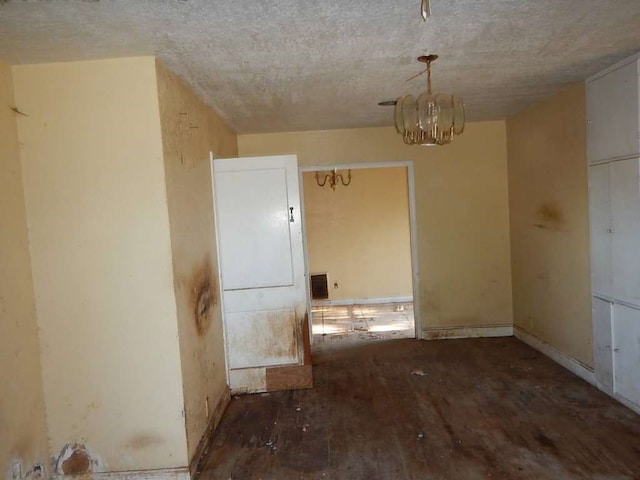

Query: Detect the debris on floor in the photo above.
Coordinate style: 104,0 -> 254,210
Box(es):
411,369 -> 427,376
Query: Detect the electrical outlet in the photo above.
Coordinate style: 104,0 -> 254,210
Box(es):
333,282 -> 338,289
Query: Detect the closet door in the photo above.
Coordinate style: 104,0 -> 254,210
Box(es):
612,304 -> 640,408
610,158 -> 640,306
586,60 -> 640,164
592,297 -> 613,393
588,164 -> 612,297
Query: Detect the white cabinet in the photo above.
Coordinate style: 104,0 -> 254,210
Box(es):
588,163 -> 612,297
610,158 -> 640,306
586,59 -> 640,164
612,304 -> 640,407
587,52 -> 640,414
589,158 -> 640,304
592,297 -> 614,393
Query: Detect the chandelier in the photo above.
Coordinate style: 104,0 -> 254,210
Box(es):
394,54 -> 465,146
315,169 -> 352,190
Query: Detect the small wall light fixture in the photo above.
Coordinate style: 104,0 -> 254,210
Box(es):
315,169 -> 352,190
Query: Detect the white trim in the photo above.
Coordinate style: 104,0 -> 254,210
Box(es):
312,296 -> 413,307
53,468 -> 190,480
588,153 -> 640,167
611,391 -> 640,416
406,161 -> 422,339
513,326 -> 596,386
210,152 -> 230,385
298,169 -> 314,344
587,51 -> 640,83
422,324 -> 512,340
593,292 -> 640,312
300,161 -> 410,172
300,161 -> 422,339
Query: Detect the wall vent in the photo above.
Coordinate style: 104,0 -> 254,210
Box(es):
310,273 -> 329,300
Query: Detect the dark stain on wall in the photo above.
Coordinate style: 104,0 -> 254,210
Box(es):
59,444 -> 91,476
127,433 -> 164,451
191,257 -> 217,336
533,203 -> 564,230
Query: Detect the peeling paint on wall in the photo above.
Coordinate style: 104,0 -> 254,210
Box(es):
55,443 -> 103,476
190,257 -> 217,337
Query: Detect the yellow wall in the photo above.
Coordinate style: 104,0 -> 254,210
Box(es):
155,61 -> 237,463
12,57 -> 189,472
239,122 -> 514,332
302,166 -> 412,301
506,83 -> 593,366
0,64 -> 49,478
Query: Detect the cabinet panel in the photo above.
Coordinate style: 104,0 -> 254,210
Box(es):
586,60 -> 640,164
612,303 -> 640,408
610,158 -> 640,305
593,297 -> 614,393
588,164 -> 613,297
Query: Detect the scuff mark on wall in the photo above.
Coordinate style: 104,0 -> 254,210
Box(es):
190,257 -> 217,337
126,433 -> 165,451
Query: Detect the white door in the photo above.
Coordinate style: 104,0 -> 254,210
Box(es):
612,303 -> 640,408
610,158 -> 640,306
213,155 -> 311,393
588,163 -> 612,297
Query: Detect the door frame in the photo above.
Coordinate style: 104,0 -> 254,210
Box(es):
299,161 -> 422,340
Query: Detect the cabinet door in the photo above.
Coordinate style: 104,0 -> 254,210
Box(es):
588,164 -> 613,297
610,158 -> 640,305
612,303 -> 640,408
586,60 -> 640,164
593,297 -> 614,393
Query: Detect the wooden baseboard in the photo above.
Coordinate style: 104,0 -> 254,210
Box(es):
266,364 -> 313,391
421,324 -> 513,340
513,326 -> 596,386
190,386 -> 231,476
53,468 -> 190,479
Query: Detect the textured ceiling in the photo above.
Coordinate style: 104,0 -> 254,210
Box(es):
1,1 -> 639,133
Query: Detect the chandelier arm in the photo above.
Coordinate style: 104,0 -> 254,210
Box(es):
315,171 -> 328,187
339,170 -> 352,186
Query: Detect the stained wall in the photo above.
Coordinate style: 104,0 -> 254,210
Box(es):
239,122 -> 514,334
0,62 -> 49,479
302,166 -> 412,301
506,83 -> 593,366
12,57 -> 189,472
155,60 -> 237,463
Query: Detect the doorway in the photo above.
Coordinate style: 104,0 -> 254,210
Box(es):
299,162 -> 419,347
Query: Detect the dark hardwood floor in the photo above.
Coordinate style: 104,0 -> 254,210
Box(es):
197,336 -> 640,479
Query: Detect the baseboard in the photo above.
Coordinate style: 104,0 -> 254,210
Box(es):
311,296 -> 413,307
52,467 -> 190,479
421,324 -> 513,340
513,326 -> 596,386
190,386 -> 231,477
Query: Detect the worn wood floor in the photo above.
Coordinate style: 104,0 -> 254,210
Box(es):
198,337 -> 640,479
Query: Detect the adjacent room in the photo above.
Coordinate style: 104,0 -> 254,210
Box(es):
1,1 -> 640,479
302,165 -> 415,344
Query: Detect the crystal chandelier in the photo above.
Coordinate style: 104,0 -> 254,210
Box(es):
394,55 -> 465,146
